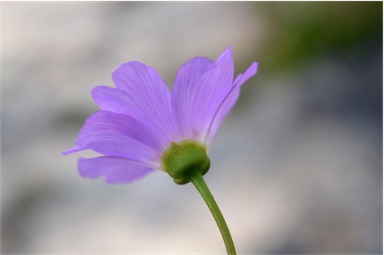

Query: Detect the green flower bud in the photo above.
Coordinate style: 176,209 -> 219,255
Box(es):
161,140 -> 210,184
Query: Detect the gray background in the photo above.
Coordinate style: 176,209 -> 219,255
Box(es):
2,2 -> 382,254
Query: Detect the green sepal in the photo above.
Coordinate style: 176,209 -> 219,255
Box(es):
161,140 -> 210,184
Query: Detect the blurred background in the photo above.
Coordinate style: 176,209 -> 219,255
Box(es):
2,2 -> 382,254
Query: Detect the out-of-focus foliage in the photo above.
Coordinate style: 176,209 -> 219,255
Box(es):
261,2 -> 382,71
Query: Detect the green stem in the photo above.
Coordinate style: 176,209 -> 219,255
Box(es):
189,171 -> 236,255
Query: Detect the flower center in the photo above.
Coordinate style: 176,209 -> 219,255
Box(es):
161,140 -> 210,184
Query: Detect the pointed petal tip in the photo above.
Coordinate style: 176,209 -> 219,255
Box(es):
62,145 -> 80,156
217,46 -> 233,61
252,61 -> 259,73
233,61 -> 259,88
225,45 -> 232,53
246,61 -> 258,75
244,61 -> 259,79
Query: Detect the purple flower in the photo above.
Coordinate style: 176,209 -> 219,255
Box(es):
64,47 -> 258,184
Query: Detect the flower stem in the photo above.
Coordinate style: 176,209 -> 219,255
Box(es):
189,171 -> 236,255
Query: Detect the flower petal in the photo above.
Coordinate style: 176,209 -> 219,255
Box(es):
111,61 -> 177,146
63,111 -> 161,167
234,62 -> 259,88
203,62 -> 259,146
91,85 -> 136,116
172,47 -> 234,142
92,86 -> 169,149
78,156 -> 154,184
171,57 -> 216,138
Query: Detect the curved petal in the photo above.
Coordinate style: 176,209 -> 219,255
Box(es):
92,86 -> 170,149
63,111 -> 161,166
204,62 -> 259,146
172,47 -> 234,142
112,61 -> 177,146
78,156 -> 154,184
171,57 -> 217,139
92,86 -> 136,116
234,62 -> 259,88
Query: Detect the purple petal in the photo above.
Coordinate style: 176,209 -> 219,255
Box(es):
234,62 -> 259,88
171,57 -> 216,137
92,86 -> 136,116
64,111 -> 161,166
172,47 -> 234,142
204,62 -> 259,145
92,86 -> 170,149
78,156 -> 154,184
111,61 -> 177,145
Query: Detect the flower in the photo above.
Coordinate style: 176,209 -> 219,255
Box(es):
63,47 -> 258,184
